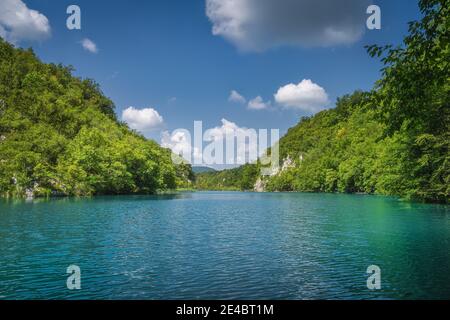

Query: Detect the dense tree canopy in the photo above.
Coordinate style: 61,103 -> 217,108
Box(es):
195,163 -> 260,191
196,0 -> 449,203
0,38 -> 192,197
1,0 -> 447,203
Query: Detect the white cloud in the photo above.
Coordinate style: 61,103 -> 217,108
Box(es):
161,130 -> 203,164
205,119 -> 262,164
122,107 -> 164,133
0,0 -> 51,43
206,0 -> 370,52
228,90 -> 246,104
274,79 -> 329,113
207,119 -> 245,140
248,96 -> 271,110
161,119 -> 264,165
81,38 -> 98,53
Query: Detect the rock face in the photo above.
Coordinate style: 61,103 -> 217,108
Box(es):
281,156 -> 295,172
25,188 -> 34,199
254,178 -> 266,192
253,155 -> 300,192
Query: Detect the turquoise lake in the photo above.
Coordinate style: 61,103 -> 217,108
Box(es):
0,192 -> 449,300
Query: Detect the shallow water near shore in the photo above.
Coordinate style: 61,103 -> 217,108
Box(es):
0,192 -> 449,300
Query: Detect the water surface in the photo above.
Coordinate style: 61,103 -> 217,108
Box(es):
0,192 -> 449,299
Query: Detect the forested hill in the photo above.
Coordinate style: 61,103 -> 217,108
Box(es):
196,0 -> 449,204
0,38 -> 193,198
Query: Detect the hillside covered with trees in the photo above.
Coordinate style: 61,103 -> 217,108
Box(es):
0,38 -> 193,197
195,164 -> 260,191
196,0 -> 449,204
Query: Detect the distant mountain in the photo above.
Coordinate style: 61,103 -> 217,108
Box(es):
192,166 -> 217,174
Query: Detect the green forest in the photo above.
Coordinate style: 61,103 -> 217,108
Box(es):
0,0 -> 448,203
0,38 -> 194,198
196,0 -> 449,204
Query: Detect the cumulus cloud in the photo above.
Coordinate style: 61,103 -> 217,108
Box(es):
122,107 -> 164,133
248,96 -> 271,110
274,79 -> 329,113
162,119 -> 264,165
161,130 -> 203,164
206,119 -> 263,164
0,0 -> 51,43
206,0 -> 370,52
81,38 -> 98,53
229,90 -> 246,104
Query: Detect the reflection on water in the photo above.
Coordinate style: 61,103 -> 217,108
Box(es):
1,193 -> 192,205
0,192 -> 449,300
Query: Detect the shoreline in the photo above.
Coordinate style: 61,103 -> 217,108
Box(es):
2,190 -> 448,205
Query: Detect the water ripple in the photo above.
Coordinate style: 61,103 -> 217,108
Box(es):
0,192 -> 449,300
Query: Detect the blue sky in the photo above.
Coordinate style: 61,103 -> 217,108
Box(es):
4,0 -> 421,143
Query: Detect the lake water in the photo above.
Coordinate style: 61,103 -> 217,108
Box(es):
0,192 -> 449,300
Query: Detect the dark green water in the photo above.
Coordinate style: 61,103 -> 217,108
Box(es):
0,192 -> 449,300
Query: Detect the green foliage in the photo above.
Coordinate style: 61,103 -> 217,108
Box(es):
265,93 -> 385,195
365,0 -> 449,202
195,0 -> 449,203
195,163 -> 259,191
0,38 -> 191,197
